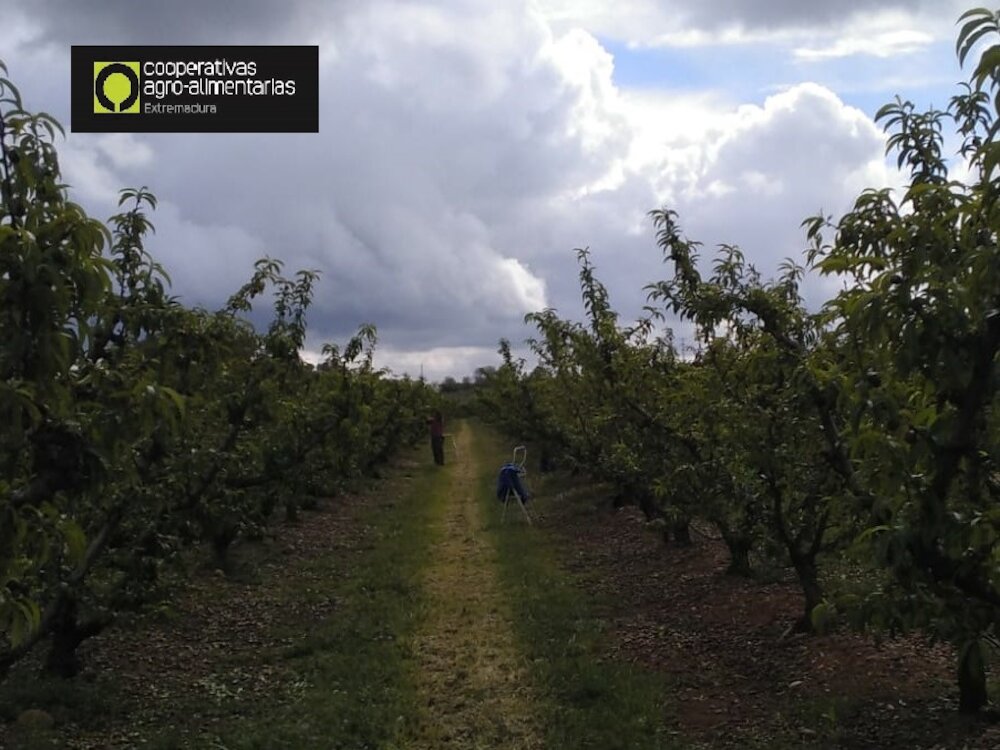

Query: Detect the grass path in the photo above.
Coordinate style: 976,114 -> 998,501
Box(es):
400,422 -> 544,748
9,420 -> 1000,749
1,422 -> 674,749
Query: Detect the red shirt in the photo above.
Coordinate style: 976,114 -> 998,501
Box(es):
429,416 -> 444,437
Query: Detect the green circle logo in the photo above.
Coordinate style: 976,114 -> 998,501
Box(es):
93,62 -> 140,114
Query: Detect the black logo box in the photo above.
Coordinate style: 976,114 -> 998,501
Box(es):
72,45 -> 318,133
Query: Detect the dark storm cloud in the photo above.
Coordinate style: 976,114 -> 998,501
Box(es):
674,0 -> 952,33
540,0 -> 967,48
11,0 -> 305,46
3,0 -> 911,379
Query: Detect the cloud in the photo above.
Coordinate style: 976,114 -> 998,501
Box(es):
666,83 -> 899,303
81,1 -> 633,352
538,0 -> 968,47
10,0 -> 306,47
28,129 -> 275,310
794,28 -> 934,61
496,258 -> 548,312
95,133 -> 156,169
372,344 -> 500,382
57,140 -> 128,208
4,0 -> 922,379
149,203 -> 273,309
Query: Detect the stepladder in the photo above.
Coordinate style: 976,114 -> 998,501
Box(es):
497,445 -> 532,525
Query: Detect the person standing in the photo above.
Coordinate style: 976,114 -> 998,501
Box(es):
428,411 -> 445,466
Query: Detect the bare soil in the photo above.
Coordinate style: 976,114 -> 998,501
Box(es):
538,484 -> 1000,749
0,480 -> 389,749
6,433 -> 1000,749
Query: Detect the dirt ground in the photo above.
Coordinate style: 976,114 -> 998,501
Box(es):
1,427 -> 548,750
0,482 -> 380,749
5,430 -> 1000,749
537,484 -> 1000,749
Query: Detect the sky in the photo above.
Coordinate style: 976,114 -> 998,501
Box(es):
1,0 -> 981,379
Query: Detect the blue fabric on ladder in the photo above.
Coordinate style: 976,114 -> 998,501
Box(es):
496,463 -> 530,503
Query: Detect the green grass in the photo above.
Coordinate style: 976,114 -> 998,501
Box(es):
0,670 -> 126,750
471,426 -> 681,750
200,452 -> 450,750
0,670 -> 125,734
4,428 -> 686,749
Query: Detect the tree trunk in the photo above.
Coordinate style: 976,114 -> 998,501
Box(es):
714,516 -> 753,576
671,518 -> 692,547
789,553 -> 823,632
539,445 -> 555,473
300,495 -> 319,511
958,639 -> 988,713
766,471 -> 823,632
211,527 -> 237,572
43,597 -> 109,678
635,488 -> 660,521
723,533 -> 752,576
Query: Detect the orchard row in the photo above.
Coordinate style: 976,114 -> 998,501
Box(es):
0,62 -> 436,680
479,9 -> 1000,714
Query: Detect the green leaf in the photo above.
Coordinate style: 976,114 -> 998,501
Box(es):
59,519 -> 88,564
810,601 -> 835,634
958,23 -> 998,68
